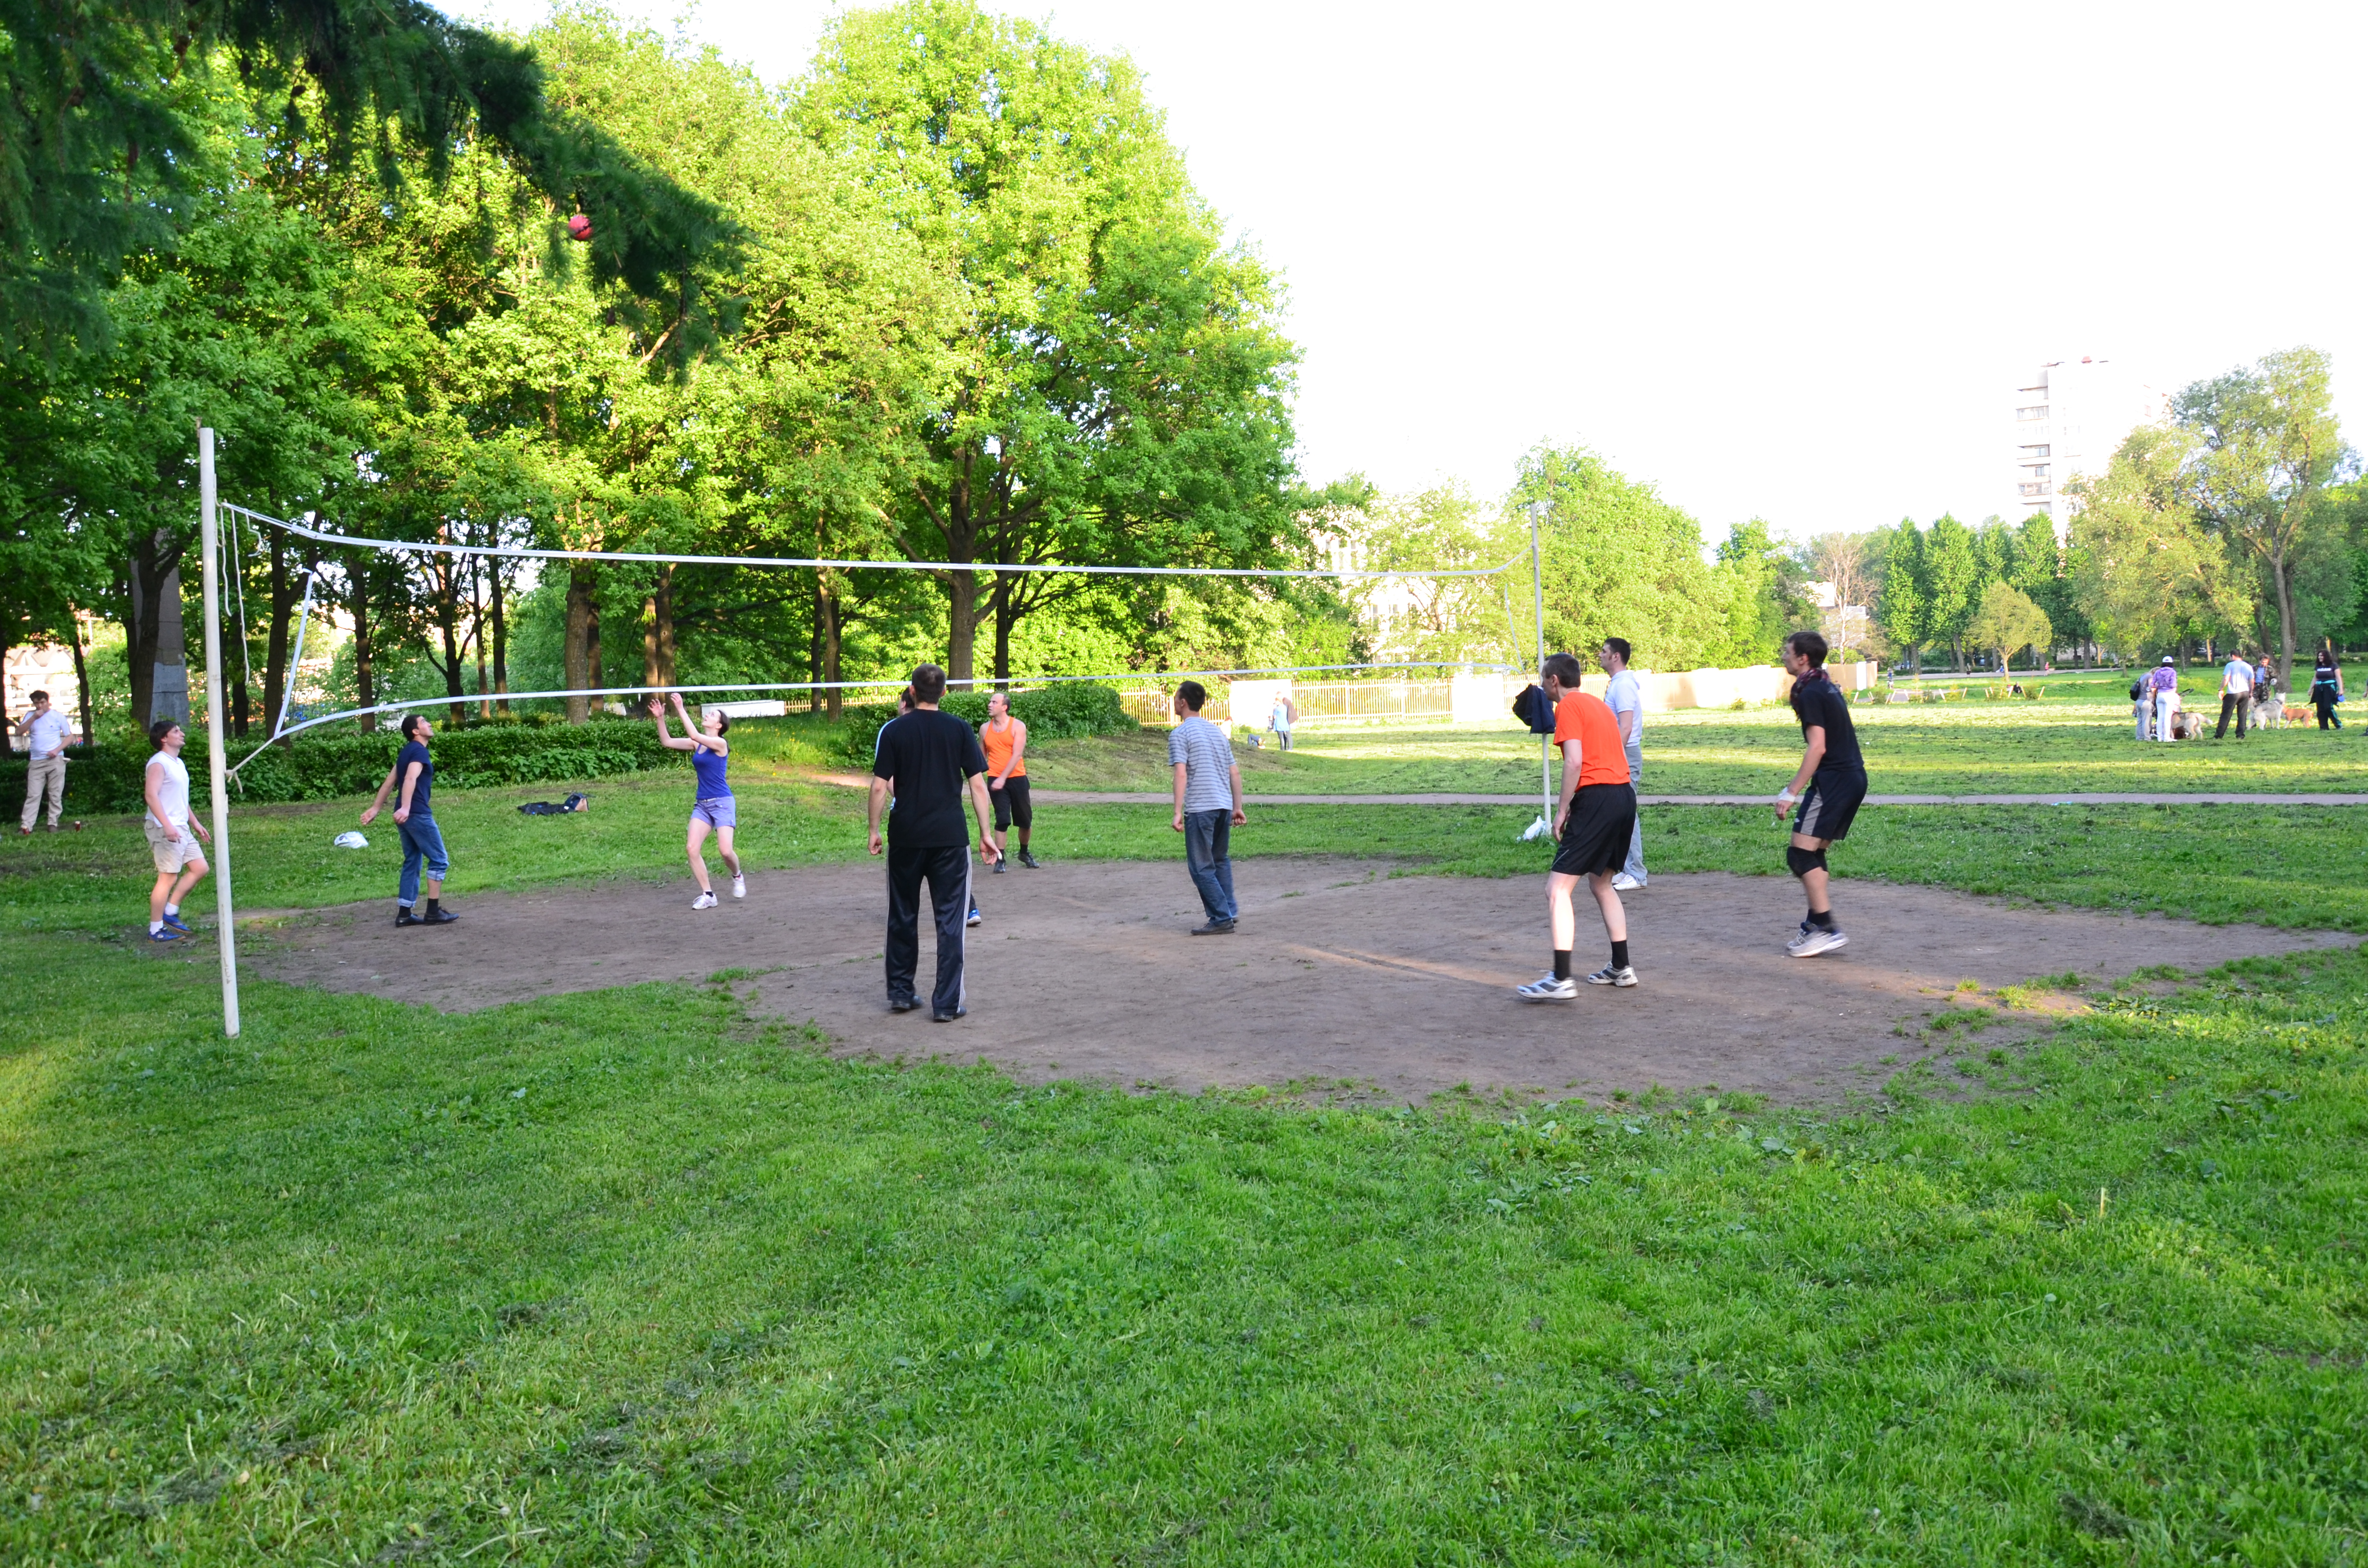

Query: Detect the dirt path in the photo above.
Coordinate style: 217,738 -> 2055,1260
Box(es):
243,860 -> 2354,1103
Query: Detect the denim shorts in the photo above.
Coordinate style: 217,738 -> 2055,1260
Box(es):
692,796 -> 738,829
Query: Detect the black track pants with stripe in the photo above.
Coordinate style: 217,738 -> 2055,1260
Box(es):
885,842 -> 970,1016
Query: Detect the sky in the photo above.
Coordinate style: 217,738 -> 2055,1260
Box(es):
461,0 -> 2368,542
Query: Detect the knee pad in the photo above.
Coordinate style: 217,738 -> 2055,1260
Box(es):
1786,844 -> 1826,878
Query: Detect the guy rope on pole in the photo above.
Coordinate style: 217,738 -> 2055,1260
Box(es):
198,429 -> 243,1038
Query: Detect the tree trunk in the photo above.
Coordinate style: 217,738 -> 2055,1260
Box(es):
264,529 -> 292,738
821,582 -> 844,722
946,568 -> 979,688
472,553 -> 491,720
808,576 -> 824,714
349,554 -> 375,731
438,562 -> 467,725
2271,548 -> 2299,693
67,612 -> 92,747
641,564 -> 676,691
1908,643 -> 1921,676
564,562 -> 598,724
991,571 -> 1015,688
490,558 -> 509,717
127,529 -> 189,732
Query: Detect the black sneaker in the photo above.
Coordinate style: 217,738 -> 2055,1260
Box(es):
1190,919 -> 1237,936
419,908 -> 459,925
1019,849 -> 1040,869
889,995 -> 921,1014
396,908 -> 422,927
932,1005 -> 967,1022
992,858 -> 1006,874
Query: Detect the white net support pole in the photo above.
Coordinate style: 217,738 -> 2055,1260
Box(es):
198,429 -> 242,1038
1529,502 -> 1552,834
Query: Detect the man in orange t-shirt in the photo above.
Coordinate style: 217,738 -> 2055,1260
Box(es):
1516,651 -> 1639,999
980,689 -> 1036,870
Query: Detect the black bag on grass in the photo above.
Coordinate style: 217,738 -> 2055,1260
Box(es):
518,792 -> 588,816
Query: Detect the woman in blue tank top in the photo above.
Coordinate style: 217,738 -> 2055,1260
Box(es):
650,692 -> 744,910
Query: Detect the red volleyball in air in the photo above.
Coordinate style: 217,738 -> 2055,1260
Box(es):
566,212 -> 593,243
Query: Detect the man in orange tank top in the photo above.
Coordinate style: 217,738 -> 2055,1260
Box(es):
1516,651 -> 1639,999
980,690 -> 1037,871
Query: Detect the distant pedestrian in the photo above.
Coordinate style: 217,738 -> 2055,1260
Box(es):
869,664 -> 999,1020
649,692 -> 743,909
1514,652 -> 1638,998
1268,690 -> 1297,751
1169,680 -> 1246,935
141,719 -> 210,943
2310,650 -> 2345,730
2144,657 -> 2180,743
1599,638 -> 1647,890
14,689 -> 71,833
360,714 -> 458,926
1776,631 -> 1866,958
2215,650 -> 2254,739
2255,653 -> 2275,708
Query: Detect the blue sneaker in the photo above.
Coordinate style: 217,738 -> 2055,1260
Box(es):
149,927 -> 184,943
161,912 -> 191,933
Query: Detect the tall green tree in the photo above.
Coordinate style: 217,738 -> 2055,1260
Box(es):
2067,426 -> 2254,662
1966,581 -> 2051,673
0,0 -> 735,360
1920,514 -> 1980,671
1875,519 -> 1925,673
1510,445 -> 1727,670
794,0 -> 1301,684
2174,347 -> 2356,685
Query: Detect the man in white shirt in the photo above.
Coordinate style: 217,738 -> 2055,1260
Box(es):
14,689 -> 73,833
141,719 -> 211,942
2215,650 -> 2255,740
1600,639 -> 1647,890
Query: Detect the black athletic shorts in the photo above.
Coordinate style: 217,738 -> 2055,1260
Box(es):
1552,782 -> 1638,877
1793,768 -> 1867,843
991,775 -> 1032,833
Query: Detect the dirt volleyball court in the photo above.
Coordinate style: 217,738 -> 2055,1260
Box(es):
247,858 -> 2351,1103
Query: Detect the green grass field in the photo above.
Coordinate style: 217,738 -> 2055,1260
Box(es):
5,723 -> 2366,1564
1023,707 -> 2368,798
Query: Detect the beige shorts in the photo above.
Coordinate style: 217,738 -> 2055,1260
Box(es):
144,819 -> 201,874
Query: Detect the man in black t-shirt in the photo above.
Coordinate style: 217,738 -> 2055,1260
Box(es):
868,663 -> 1001,1020
1775,631 -> 1866,958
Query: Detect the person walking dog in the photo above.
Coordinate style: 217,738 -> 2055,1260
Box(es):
2215,649 -> 2254,739
2144,657 -> 2180,743
2311,649 -> 2344,730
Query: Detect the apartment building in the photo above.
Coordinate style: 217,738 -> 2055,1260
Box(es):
2012,357 -> 2170,530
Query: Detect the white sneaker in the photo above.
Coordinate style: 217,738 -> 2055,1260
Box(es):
692,891 -> 718,910
1610,872 -> 1643,891
730,874 -> 746,900
1585,964 -> 1639,987
1789,926 -> 1847,958
1784,919 -> 1813,954
1516,973 -> 1579,1001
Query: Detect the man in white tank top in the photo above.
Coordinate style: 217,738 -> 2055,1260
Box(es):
141,719 -> 211,942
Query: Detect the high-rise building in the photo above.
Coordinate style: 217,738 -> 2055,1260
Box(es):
2011,357 -> 2170,529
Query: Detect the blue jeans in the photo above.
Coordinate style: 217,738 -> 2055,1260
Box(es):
397,814 -> 450,906
1183,808 -> 1237,923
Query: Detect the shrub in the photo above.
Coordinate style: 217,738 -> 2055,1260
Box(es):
0,744 -> 147,815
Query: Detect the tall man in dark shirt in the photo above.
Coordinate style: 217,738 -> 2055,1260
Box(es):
1775,631 -> 1866,957
868,663 -> 1001,1020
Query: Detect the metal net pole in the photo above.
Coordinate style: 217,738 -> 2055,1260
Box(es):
198,429 -> 242,1037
